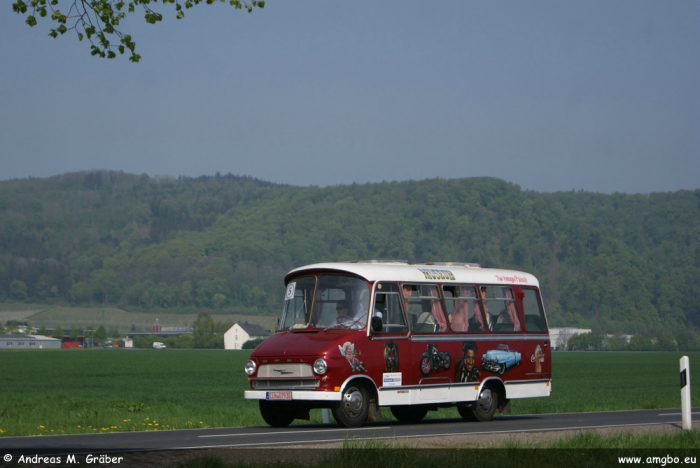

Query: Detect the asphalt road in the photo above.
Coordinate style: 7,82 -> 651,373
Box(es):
0,408 -> 696,456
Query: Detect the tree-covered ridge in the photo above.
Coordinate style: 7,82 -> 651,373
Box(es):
0,171 -> 698,336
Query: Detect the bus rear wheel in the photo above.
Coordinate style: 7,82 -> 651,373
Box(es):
458,385 -> 498,422
333,384 -> 369,428
390,405 -> 429,424
259,400 -> 296,428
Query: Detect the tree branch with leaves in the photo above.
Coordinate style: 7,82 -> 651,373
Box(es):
12,0 -> 265,62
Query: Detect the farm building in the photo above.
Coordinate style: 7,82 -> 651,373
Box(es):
549,328 -> 592,350
224,322 -> 269,350
0,334 -> 62,349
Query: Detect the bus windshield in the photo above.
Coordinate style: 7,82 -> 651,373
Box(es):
279,274 -> 370,330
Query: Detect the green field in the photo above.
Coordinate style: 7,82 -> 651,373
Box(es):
0,350 -> 698,437
0,304 -> 277,334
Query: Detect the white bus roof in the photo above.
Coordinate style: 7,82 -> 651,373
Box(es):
285,261 -> 540,287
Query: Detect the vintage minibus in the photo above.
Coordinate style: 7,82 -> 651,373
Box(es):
244,261 -> 551,427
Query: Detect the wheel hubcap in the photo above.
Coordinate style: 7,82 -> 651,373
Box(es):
343,388 -> 363,416
477,388 -> 493,412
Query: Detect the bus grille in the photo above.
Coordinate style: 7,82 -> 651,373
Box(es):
252,363 -> 319,389
257,363 -> 314,378
252,379 -> 320,389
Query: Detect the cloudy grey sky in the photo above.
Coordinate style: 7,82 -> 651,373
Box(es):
1,1 -> 698,194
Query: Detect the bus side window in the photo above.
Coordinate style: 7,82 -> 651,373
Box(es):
443,285 -> 485,333
480,286 -> 522,333
522,288 -> 547,332
373,283 -> 408,334
404,284 -> 447,333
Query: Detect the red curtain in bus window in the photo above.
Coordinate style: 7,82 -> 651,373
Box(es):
429,287 -> 447,332
402,284 -> 411,313
451,288 -> 469,332
461,286 -> 485,331
505,288 -> 521,331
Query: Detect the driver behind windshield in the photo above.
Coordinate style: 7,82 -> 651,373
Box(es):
334,300 -> 365,329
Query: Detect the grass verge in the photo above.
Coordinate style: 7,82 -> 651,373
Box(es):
0,350 -> 698,437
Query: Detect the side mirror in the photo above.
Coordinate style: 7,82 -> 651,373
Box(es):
371,316 -> 383,333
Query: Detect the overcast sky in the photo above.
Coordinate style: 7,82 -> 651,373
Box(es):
1,1 -> 698,194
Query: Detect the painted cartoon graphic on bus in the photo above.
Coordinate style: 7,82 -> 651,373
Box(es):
531,344 -> 545,373
339,341 -> 366,372
384,340 -> 399,372
419,343 -> 451,376
454,340 -> 481,382
481,344 -> 521,375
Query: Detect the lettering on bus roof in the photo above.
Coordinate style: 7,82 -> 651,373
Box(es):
417,268 -> 456,281
495,274 -> 529,283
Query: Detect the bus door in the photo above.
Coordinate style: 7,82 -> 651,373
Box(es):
369,282 -> 412,391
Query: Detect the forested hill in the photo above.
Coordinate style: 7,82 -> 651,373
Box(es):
1,171 -> 698,335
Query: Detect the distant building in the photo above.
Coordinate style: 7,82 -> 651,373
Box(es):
549,328 -> 592,350
224,323 -> 269,350
0,334 -> 61,349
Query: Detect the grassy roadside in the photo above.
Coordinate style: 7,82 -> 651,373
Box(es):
173,432 -> 700,468
0,350 -> 699,437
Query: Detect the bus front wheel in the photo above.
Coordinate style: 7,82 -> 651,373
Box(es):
333,384 -> 369,428
259,400 -> 296,427
458,385 -> 498,422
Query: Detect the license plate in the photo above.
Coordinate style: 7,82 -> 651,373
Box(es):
266,391 -> 292,400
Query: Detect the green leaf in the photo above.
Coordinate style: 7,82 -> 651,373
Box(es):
25,15 -> 37,27
12,1 -> 29,14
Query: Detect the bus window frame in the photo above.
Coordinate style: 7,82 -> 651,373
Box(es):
521,287 -> 548,333
370,282 -> 410,337
401,283 -> 448,334
441,284 -> 486,334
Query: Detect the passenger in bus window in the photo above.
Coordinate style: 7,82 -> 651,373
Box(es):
428,287 -> 447,332
465,286 -> 485,332
493,310 -> 513,332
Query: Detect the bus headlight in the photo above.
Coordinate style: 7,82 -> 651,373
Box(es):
313,359 -> 327,375
244,360 -> 257,376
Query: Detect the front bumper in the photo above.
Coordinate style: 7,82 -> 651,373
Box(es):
244,390 -> 342,401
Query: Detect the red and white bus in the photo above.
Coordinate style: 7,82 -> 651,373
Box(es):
244,261 -> 551,427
